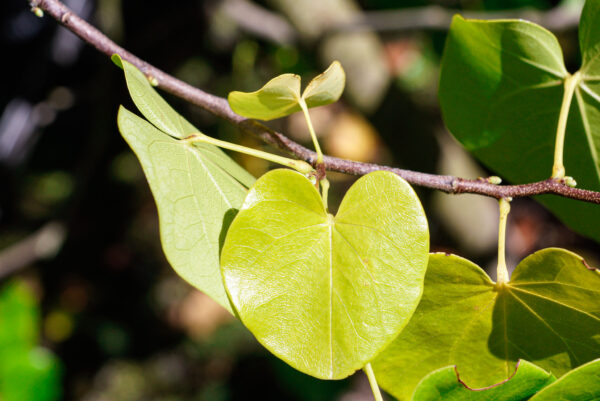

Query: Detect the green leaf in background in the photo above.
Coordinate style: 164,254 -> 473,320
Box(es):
438,1 -> 600,242
112,54 -> 255,188
228,61 -> 345,120
373,249 -> 600,401
412,360 -> 555,401
117,107 -> 251,312
0,282 -> 61,401
530,358 -> 600,400
0,281 -> 38,349
221,169 -> 429,379
0,348 -> 62,401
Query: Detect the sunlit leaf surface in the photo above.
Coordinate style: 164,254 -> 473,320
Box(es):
373,249 -> 600,400
221,169 -> 429,379
530,358 -> 600,400
118,108 -> 252,312
439,2 -> 600,242
228,61 -> 345,120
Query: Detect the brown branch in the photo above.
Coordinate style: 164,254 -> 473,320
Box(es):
30,0 -> 600,205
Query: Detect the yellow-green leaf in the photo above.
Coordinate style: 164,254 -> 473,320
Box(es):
530,358 -> 600,400
112,54 -> 255,188
221,169 -> 429,379
373,248 -> 600,401
302,61 -> 345,108
227,61 -> 345,121
117,107 -> 252,312
228,73 -> 302,120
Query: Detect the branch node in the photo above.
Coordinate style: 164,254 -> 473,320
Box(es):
147,75 -> 159,87
564,176 -> 577,187
487,176 -> 502,185
315,162 -> 326,182
31,6 -> 44,17
61,11 -> 72,23
450,178 -> 460,192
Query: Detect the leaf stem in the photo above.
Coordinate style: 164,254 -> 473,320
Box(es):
184,134 -> 314,174
320,177 -> 330,211
496,198 -> 511,286
364,363 -> 384,401
298,98 -> 324,164
552,71 -> 581,179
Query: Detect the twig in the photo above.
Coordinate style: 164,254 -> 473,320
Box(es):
30,0 -> 600,205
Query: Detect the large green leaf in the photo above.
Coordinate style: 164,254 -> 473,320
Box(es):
438,3 -> 600,242
221,169 -> 429,379
530,358 -> 600,400
112,54 -> 255,188
373,249 -> 600,401
412,360 -> 555,401
228,61 -> 345,121
117,107 -> 252,312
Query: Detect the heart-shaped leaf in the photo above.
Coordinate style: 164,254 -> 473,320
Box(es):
412,360 -> 555,401
373,248 -> 600,401
228,61 -> 345,121
114,56 -> 257,312
438,1 -> 600,242
220,169 -> 429,379
118,107 -> 252,312
529,358 -> 600,400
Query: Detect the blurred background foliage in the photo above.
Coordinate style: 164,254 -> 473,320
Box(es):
0,0 -> 598,399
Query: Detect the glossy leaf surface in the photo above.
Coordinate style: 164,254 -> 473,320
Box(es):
412,360 -> 555,401
221,169 -> 429,379
118,107 -> 252,312
373,249 -> 600,401
438,4 -> 600,242
530,358 -> 600,400
228,61 -> 345,120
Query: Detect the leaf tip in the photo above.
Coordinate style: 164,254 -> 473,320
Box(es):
111,54 -> 124,69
